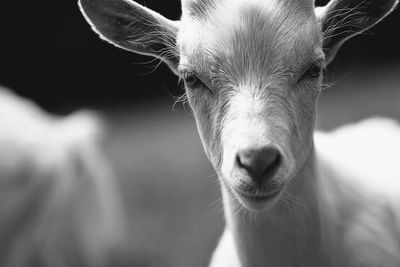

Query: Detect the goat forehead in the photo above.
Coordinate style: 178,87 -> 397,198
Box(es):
179,0 -> 321,84
182,0 -> 313,20
182,0 -> 218,18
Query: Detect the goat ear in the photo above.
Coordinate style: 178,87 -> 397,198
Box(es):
316,0 -> 398,64
78,0 -> 180,73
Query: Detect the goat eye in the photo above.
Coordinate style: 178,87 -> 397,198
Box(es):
305,64 -> 322,79
184,74 -> 201,87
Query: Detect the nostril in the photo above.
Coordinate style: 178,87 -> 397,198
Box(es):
236,147 -> 281,184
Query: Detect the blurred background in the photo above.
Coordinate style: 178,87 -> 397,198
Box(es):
0,0 -> 399,266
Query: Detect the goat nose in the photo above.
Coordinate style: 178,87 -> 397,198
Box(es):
236,147 -> 281,185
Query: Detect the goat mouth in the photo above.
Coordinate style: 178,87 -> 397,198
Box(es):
233,186 -> 283,210
236,187 -> 282,201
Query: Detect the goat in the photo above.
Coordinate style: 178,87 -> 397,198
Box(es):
0,88 -> 127,267
79,0 -> 400,266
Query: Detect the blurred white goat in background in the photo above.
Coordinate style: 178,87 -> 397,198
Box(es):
0,87 -> 127,267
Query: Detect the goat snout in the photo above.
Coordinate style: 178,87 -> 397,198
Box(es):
235,146 -> 281,186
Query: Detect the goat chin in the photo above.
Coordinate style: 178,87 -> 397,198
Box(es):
0,87 -> 128,267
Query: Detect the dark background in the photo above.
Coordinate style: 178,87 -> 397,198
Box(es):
0,0 -> 399,113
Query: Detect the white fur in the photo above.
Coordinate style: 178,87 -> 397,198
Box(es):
179,0 -> 290,58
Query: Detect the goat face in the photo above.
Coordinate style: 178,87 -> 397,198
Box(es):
178,0 -> 324,211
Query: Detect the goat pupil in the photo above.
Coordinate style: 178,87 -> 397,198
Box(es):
308,64 -> 322,78
185,75 -> 200,87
